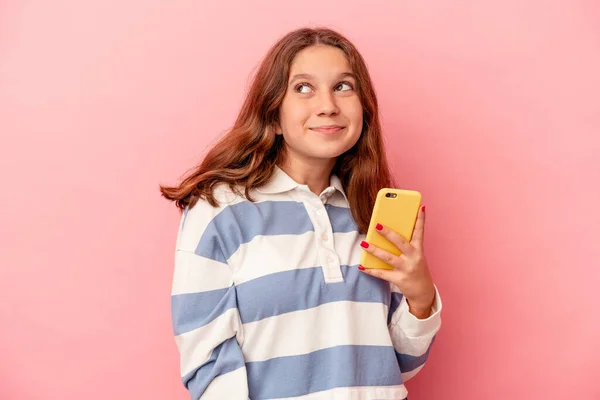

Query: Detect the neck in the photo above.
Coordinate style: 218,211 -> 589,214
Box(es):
278,156 -> 336,196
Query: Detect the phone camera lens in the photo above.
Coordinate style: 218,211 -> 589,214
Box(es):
386,193 -> 391,198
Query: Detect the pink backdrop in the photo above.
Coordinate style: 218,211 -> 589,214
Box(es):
1,1 -> 599,399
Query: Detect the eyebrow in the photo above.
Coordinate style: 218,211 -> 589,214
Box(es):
288,72 -> 356,83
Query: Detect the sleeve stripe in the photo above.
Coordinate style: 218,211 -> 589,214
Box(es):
172,251 -> 232,295
175,307 -> 243,377
388,292 -> 404,325
395,335 -> 437,372
182,337 -> 246,400
172,286 -> 237,336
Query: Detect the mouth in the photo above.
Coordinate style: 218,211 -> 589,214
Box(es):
309,125 -> 345,134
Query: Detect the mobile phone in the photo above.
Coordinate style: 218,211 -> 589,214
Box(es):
360,188 -> 422,270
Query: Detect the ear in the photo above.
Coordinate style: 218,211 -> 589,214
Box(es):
272,122 -> 282,135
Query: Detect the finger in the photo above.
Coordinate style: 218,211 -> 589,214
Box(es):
358,264 -> 400,282
411,205 -> 426,249
374,223 -> 415,256
360,240 -> 406,270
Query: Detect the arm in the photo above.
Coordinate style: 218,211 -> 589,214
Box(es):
388,284 -> 442,382
358,206 -> 442,382
171,205 -> 249,399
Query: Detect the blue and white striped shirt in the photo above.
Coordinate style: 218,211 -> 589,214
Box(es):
171,166 -> 442,399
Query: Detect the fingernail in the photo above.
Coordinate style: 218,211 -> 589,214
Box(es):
421,205 -> 426,212
375,223 -> 383,231
360,241 -> 369,249
358,265 -> 365,270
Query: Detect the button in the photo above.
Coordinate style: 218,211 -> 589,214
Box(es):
321,233 -> 328,241
316,209 -> 324,216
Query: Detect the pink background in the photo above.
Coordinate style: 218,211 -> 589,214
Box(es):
1,1 -> 599,399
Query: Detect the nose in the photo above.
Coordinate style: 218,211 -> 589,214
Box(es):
316,91 -> 339,116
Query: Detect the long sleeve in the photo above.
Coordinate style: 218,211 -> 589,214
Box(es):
171,204 -> 249,399
388,284 -> 442,382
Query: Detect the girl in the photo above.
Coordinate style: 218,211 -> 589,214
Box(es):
161,27 -> 442,400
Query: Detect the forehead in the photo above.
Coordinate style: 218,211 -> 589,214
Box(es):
289,45 -> 352,76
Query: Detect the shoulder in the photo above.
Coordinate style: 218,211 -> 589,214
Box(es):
175,183 -> 246,252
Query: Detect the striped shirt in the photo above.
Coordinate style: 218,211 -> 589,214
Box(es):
171,166 -> 442,400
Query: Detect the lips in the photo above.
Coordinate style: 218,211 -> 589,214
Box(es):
309,125 -> 345,134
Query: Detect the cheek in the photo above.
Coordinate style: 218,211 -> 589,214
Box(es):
347,100 -> 364,128
347,109 -> 364,142
280,100 -> 308,130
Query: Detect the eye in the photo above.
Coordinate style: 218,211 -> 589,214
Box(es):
294,83 -> 313,94
335,81 -> 354,92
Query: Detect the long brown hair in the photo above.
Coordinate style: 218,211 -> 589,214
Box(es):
160,27 -> 394,233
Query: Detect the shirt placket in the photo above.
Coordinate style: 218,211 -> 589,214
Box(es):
297,185 -> 344,283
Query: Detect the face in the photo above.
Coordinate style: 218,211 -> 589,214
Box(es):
274,45 -> 363,166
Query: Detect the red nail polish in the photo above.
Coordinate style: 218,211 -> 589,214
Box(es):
421,205 -> 426,212
360,241 -> 369,249
358,265 -> 365,270
375,223 -> 383,231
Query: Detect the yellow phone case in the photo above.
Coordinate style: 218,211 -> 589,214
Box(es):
360,188 -> 422,270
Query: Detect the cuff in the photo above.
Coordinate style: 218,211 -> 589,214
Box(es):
391,284 -> 442,338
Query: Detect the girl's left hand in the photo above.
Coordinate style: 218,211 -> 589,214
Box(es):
358,205 -> 436,319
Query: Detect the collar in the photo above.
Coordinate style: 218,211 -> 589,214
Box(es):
257,165 -> 348,201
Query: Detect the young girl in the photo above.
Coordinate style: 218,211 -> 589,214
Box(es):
161,27 -> 442,400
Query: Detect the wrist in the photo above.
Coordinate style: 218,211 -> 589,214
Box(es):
406,293 -> 435,319
407,302 -> 432,319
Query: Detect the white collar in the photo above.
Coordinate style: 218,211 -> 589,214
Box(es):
257,165 -> 347,202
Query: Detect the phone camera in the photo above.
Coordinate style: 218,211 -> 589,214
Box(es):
385,193 -> 397,198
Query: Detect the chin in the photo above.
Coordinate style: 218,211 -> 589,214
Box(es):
308,147 -> 353,161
